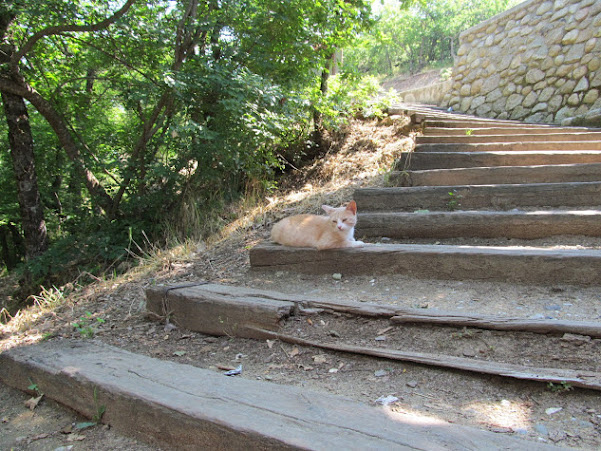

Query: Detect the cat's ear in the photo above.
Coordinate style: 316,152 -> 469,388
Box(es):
346,200 -> 357,215
322,205 -> 334,214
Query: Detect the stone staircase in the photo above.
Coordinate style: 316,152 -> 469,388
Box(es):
251,104 -> 601,286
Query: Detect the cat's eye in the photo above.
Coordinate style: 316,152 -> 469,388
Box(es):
342,218 -> 347,222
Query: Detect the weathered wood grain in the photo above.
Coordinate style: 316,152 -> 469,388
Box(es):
354,181 -> 601,212
415,141 -> 601,152
387,163 -> 601,187
390,311 -> 601,337
416,132 -> 601,144
356,210 -> 601,239
250,242 -> 601,285
0,340 -> 563,450
250,327 -> 601,391
147,283 -> 601,337
396,150 -> 601,170
146,283 -> 294,339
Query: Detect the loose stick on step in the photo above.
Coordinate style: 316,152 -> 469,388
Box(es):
389,312 -> 601,338
247,326 -> 601,391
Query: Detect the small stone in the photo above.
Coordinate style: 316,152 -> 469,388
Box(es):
374,335 -> 387,341
534,423 -> 549,436
549,430 -> 567,443
544,304 -> 561,311
374,369 -> 388,377
406,380 -> 419,388
312,354 -> 327,364
561,333 -> 591,344
375,395 -> 399,406
332,273 -> 342,281
545,407 -> 563,415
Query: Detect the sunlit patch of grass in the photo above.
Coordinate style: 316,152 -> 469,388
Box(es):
218,117 -> 415,240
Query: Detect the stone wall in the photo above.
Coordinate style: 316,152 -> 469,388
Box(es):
442,0 -> 601,125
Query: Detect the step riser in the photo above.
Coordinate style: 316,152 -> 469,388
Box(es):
250,244 -> 601,285
354,183 -> 601,212
357,212 -> 601,239
397,152 -> 601,170
424,127 -> 598,136
388,163 -> 601,186
417,133 -> 601,144
423,120 -> 553,128
3,341 -> 471,450
415,142 -> 601,152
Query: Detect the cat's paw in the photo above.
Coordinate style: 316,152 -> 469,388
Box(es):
351,240 -> 365,247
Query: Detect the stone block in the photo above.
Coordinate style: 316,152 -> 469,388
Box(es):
575,77 -> 589,92
564,43 -> 585,63
567,93 -> 582,106
523,91 -> 539,108
588,57 -> 601,72
525,68 -> 544,84
506,93 -> 524,110
583,89 -> 600,104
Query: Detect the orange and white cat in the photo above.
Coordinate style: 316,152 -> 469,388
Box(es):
271,200 -> 364,250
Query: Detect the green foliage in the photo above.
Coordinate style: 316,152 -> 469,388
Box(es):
547,381 -> 574,393
72,311 -> 105,338
1,0 -> 378,304
312,73 -> 399,129
345,0 -> 516,76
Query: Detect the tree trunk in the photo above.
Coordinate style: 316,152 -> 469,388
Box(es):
1,90 -> 48,259
310,52 -> 335,156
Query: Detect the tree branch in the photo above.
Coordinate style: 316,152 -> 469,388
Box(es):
14,0 -> 136,63
0,75 -> 115,214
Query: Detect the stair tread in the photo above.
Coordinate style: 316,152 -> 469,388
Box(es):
250,242 -> 601,284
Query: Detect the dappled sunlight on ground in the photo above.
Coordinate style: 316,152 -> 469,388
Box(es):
463,398 -> 532,430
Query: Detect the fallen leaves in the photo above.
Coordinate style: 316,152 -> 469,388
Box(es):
24,394 -> 43,411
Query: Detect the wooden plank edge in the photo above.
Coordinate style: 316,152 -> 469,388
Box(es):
146,283 -> 601,338
247,327 -> 601,392
1,341 -> 564,451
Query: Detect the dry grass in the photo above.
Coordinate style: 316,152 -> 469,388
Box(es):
0,116 -> 416,341
220,116 -> 415,237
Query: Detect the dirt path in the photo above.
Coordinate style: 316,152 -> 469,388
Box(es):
2,118 -> 601,450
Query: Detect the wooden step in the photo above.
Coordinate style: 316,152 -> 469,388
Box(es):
421,119 -> 555,129
397,150 -> 601,170
356,210 -> 601,239
250,242 -> 601,285
423,126 -> 599,136
354,182 -> 601,212
0,340 -> 562,451
415,141 -> 601,152
416,132 -> 601,144
388,163 -> 601,186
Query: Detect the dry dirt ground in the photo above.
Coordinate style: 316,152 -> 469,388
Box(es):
2,118 -> 601,450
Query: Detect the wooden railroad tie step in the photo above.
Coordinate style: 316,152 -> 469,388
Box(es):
0,338 -> 567,450
387,163 -> 601,187
396,150 -> 601,170
416,132 -> 601,143
250,242 -> 601,285
145,283 -> 601,391
356,210 -> 601,239
354,182 -> 601,212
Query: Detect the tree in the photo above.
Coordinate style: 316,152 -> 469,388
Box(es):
0,4 -> 47,260
344,0 -> 514,76
0,0 -> 375,292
